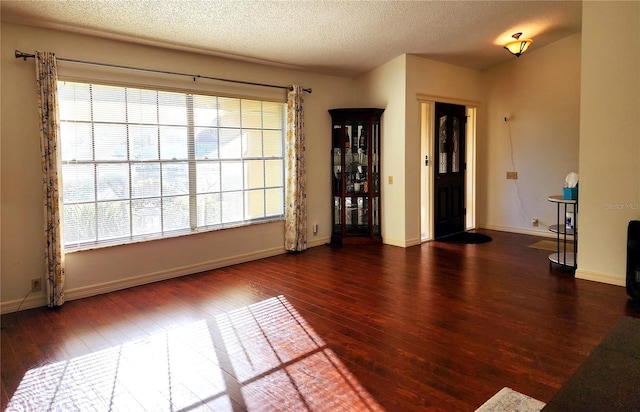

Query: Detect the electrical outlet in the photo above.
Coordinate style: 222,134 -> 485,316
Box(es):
506,171 -> 518,179
313,223 -> 318,235
532,218 -> 539,227
31,278 -> 42,292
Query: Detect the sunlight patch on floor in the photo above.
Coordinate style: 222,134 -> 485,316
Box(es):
6,295 -> 382,411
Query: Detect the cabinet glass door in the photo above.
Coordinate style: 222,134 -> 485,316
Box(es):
372,197 -> 380,235
343,121 -> 367,195
329,108 -> 384,245
345,196 -> 368,234
372,120 -> 380,193
333,196 -> 341,234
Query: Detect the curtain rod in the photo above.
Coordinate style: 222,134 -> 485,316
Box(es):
15,50 -> 312,94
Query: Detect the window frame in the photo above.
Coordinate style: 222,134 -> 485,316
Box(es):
57,80 -> 287,251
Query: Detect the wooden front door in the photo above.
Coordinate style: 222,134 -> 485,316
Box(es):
434,102 -> 466,239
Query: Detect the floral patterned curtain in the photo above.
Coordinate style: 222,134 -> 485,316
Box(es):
284,85 -> 307,252
35,51 -> 65,307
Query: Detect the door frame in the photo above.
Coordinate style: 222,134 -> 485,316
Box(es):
418,95 -> 478,242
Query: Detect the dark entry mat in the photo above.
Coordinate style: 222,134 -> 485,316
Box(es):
438,232 -> 492,244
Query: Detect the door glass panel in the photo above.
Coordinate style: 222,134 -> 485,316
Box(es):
372,121 -> 379,193
332,123 -> 342,194
345,196 -> 368,234
356,123 -> 367,152
452,116 -> 460,173
345,162 -> 354,193
372,121 -> 379,175
333,158 -> 341,193
333,196 -> 341,233
358,197 -> 368,228
354,119 -> 365,194
345,197 -> 354,231
439,115 -> 447,174
332,125 -> 341,150
372,197 -> 379,234
345,124 -> 354,193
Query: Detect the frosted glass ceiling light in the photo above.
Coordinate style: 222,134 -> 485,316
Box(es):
504,32 -> 533,57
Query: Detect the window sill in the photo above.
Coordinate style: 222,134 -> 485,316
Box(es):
64,217 -> 285,254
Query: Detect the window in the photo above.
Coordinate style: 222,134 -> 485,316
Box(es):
58,81 -> 285,250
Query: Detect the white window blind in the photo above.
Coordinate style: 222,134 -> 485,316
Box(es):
58,81 -> 285,250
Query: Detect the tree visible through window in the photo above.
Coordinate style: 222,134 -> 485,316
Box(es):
58,81 -> 285,250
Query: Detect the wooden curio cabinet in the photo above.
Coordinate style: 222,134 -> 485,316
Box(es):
329,108 -> 384,246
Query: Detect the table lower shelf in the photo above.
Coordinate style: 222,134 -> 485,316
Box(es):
549,252 -> 575,267
549,224 -> 575,236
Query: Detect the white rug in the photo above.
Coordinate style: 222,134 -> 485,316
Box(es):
475,387 -> 546,412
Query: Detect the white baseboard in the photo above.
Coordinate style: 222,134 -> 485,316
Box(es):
383,237 -> 410,248
307,236 -> 331,248
480,224 -> 556,238
1,245 -> 287,315
384,237 -> 422,248
65,246 -> 288,302
575,269 -> 625,287
405,237 -> 422,247
0,240 -> 340,315
0,294 -> 48,314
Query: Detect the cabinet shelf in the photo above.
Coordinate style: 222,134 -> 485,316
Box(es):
549,252 -> 576,267
548,224 -> 575,236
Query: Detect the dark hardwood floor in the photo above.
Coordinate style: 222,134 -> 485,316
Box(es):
2,230 -> 638,411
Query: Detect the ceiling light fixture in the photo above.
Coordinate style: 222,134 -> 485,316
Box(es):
504,32 -> 533,57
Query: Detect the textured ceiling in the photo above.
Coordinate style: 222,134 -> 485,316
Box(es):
1,1 -> 582,78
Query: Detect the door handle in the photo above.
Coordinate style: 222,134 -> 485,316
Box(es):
425,155 -> 429,166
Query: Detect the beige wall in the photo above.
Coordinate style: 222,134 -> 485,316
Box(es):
479,33 -> 581,236
354,54 -> 483,246
358,45 -> 579,247
1,22 -> 354,311
406,55 -> 483,244
577,1 -> 640,286
354,55 -> 408,246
